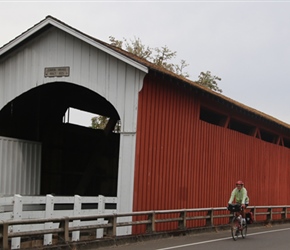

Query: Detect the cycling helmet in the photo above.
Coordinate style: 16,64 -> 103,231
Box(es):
236,180 -> 244,185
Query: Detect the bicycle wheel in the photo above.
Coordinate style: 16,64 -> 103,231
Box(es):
241,224 -> 247,238
230,217 -> 239,241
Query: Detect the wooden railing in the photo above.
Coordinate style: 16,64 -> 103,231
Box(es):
0,205 -> 289,249
0,194 -> 117,220
0,194 -> 117,249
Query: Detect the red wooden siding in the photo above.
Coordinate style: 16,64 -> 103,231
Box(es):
133,74 -> 290,232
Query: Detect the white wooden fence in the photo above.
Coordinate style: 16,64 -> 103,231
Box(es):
0,194 -> 117,249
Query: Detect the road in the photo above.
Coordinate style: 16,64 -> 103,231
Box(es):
96,223 -> 290,250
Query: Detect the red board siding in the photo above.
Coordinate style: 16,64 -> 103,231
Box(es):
133,74 -> 290,232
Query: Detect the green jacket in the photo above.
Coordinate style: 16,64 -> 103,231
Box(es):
228,187 -> 249,204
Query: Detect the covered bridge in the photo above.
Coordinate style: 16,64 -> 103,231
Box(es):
1,16 -> 290,233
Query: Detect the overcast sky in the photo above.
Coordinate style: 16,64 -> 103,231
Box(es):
1,0 -> 290,125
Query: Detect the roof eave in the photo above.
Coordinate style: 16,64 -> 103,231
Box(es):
0,16 -> 148,74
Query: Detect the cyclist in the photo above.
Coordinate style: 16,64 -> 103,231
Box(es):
228,180 -> 249,225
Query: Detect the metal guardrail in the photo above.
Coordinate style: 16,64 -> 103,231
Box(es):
0,205 -> 289,249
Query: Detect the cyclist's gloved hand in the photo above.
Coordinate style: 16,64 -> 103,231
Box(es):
241,204 -> 246,208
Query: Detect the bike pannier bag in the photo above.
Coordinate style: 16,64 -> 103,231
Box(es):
246,212 -> 254,224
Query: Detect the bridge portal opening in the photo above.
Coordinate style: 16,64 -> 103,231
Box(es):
0,82 -> 120,197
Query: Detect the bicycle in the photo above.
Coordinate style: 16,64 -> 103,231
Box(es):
227,203 -> 247,241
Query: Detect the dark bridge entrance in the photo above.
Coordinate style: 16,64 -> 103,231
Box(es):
0,82 -> 120,196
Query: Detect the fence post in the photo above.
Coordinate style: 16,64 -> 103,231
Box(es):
11,194 -> 22,249
206,209 -> 214,227
72,195 -> 81,241
0,196 -> 3,213
96,195 -> 105,238
60,217 -> 69,242
267,207 -> 273,223
146,211 -> 156,233
0,222 -> 9,250
44,194 -> 54,245
282,207 -> 287,220
107,214 -> 117,237
98,195 -> 105,213
252,207 -> 256,222
178,211 -> 187,230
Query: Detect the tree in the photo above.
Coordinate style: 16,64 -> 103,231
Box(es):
91,115 -> 121,133
109,36 -> 221,91
174,60 -> 189,79
197,71 -> 222,93
109,36 -> 152,60
91,116 -> 108,130
109,36 -> 189,79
